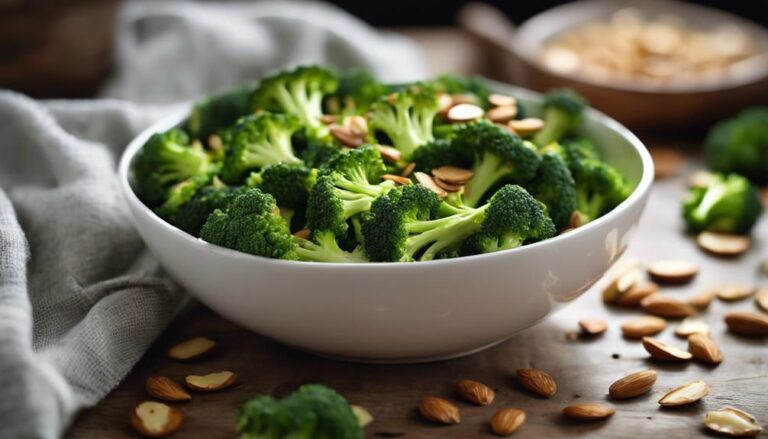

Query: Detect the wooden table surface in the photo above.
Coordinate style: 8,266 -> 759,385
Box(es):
67,146 -> 768,438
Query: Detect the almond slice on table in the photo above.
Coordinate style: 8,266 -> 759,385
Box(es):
562,403 -> 615,421
688,289 -> 715,310
184,371 -> 237,392
486,105 -> 518,124
621,316 -> 668,339
755,287 -> 768,313
383,174 -> 412,185
697,232 -> 751,257
675,316 -> 710,337
724,311 -> 768,336
446,103 -> 484,123
688,170 -> 717,188
715,284 -> 755,302
617,282 -> 659,307
642,337 -> 693,362
433,177 -> 464,193
491,408 -> 526,435
377,145 -> 402,163
168,337 -> 215,361
704,406 -> 763,437
131,401 -> 183,437
351,405 -> 373,428
688,333 -> 724,365
658,380 -> 710,407
329,125 -> 364,148
516,368 -> 557,398
455,379 -> 495,406
431,166 -> 474,184
414,172 -> 447,199
650,147 -> 683,179
419,397 -> 460,425
146,376 -> 191,402
579,318 -> 608,336
602,261 -> 642,304
488,93 -> 517,107
647,259 -> 698,284
400,162 -> 416,178
609,369 -> 657,399
508,118 -> 544,136
641,294 -> 697,318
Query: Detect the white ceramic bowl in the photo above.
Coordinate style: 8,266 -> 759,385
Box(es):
118,82 -> 654,363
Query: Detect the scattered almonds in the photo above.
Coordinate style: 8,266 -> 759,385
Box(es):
491,408 -> 526,435
617,282 -> 659,307
724,311 -> 768,336
650,147 -> 683,179
562,403 -> 615,421
329,125 -> 364,148
184,371 -> 237,392
352,405 -> 373,428
446,103 -> 484,122
675,316 -> 710,337
688,289 -> 715,310
716,284 -> 755,302
488,93 -> 517,107
658,381 -> 710,407
383,174 -> 412,185
486,106 -> 518,124
688,333 -> 724,365
455,379 -> 495,406
433,176 -> 464,193
146,376 -> 191,402
516,368 -> 557,398
431,166 -> 474,184
168,337 -> 215,361
704,406 -> 763,437
647,259 -> 698,284
419,397 -> 460,425
400,162 -> 416,178
414,172 -> 447,199
755,287 -> 768,313
641,294 -> 697,318
376,145 -> 402,163
602,262 -> 642,304
621,316 -> 668,339
609,369 -> 657,399
697,232 -> 751,257
578,319 -> 608,336
131,401 -> 183,437
507,118 -> 544,136
642,337 -> 693,362
345,115 -> 368,137
293,229 -> 311,240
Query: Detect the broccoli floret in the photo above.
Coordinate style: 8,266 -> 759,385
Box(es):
326,69 -> 391,114
295,231 -> 368,263
200,188 -> 297,259
221,113 -> 302,183
237,384 -> 362,439
533,89 -> 588,147
301,139 -> 343,169
246,163 -> 317,210
162,182 -> 243,236
253,65 -> 340,138
461,185 -> 556,255
572,158 -> 632,224
411,138 -> 467,172
133,128 -> 215,207
528,152 -> 577,229
682,173 -> 763,235
187,86 -> 254,141
322,144 -> 387,184
370,87 -> 439,159
154,173 -> 216,228
705,107 -> 768,185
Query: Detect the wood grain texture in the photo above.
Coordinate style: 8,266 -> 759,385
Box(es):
66,151 -> 767,438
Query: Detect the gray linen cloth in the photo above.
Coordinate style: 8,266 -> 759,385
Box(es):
0,2 -> 426,437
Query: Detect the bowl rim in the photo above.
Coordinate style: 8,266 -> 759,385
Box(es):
117,81 -> 654,269
513,0 -> 768,94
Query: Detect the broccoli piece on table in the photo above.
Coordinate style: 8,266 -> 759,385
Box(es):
221,113 -> 302,183
246,163 -> 317,211
461,185 -> 556,255
370,87 -> 439,159
187,86 -> 254,141
326,69 -> 391,115
682,172 -> 763,235
237,384 -> 362,439
528,152 -> 577,229
253,65 -> 340,138
295,231 -> 368,263
705,107 -> 768,185
200,188 -> 297,259
133,128 -> 215,207
533,89 -> 588,147
572,158 -> 632,224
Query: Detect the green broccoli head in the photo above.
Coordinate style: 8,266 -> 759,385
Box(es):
187,86 -> 254,141
533,89 -> 588,147
301,139 -> 343,169
247,163 -> 317,211
326,69 -> 391,115
295,230 -> 368,263
199,188 -> 297,259
461,185 -> 556,255
682,173 -> 763,235
573,158 -> 632,224
154,172 -> 215,227
237,384 -> 362,439
161,182 -> 244,237
370,87 -> 440,159
133,128 -> 215,207
322,144 -> 387,185
411,137 -> 468,173
528,152 -> 577,229
221,113 -> 302,183
705,107 -> 768,185
253,65 -> 340,138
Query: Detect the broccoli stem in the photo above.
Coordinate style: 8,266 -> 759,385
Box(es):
691,183 -> 726,223
405,205 -> 488,260
534,107 -> 570,146
156,145 -> 211,184
576,191 -> 603,222
463,152 -> 512,207
295,233 -> 367,263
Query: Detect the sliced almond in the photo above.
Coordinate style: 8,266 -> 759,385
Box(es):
648,259 -> 698,284
414,172 -> 447,199
330,125 -> 364,148
431,166 -> 474,184
451,93 -> 479,106
697,232 -> 751,257
688,289 -> 715,310
568,210 -> 583,229
650,147 -> 683,179
491,408 -> 526,435
755,287 -> 768,313
642,337 -> 693,362
293,228 -> 311,240
419,397 -> 460,424
724,311 -> 768,336
207,134 -> 224,153
455,379 -> 495,406
658,380 -> 710,407
446,103 -> 484,122
184,371 -> 236,392
351,405 -> 373,428
621,316 -> 668,339
602,262 -> 642,304
486,106 -> 518,124
433,177 -> 464,192
704,406 -> 763,437
168,337 -> 215,361
131,401 -> 183,437
609,369 -> 657,399
688,170 -> 717,188
617,282 -> 659,307
400,162 -> 416,178
345,115 -> 368,137
641,294 -> 697,318
376,145 -> 402,163
579,318 -> 608,336
675,316 -> 710,337
383,174 -> 411,185
319,114 -> 339,125
715,284 -> 755,302
488,93 -> 518,107
507,118 -> 544,136
437,93 -> 455,115
516,368 -> 557,398
562,403 -> 615,421
688,333 -> 724,365
146,376 -> 191,402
